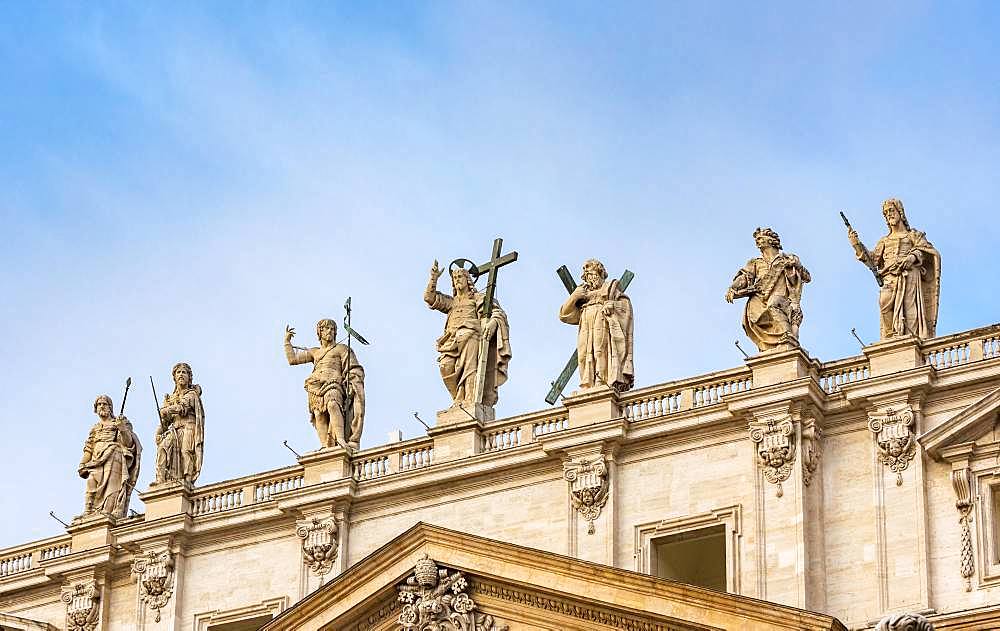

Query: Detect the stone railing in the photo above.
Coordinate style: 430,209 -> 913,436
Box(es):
350,437 -> 437,481
622,366 -> 752,420
923,324 -> 1000,370
190,465 -> 305,517
481,423 -> 524,452
0,534 -> 72,579
819,356 -> 871,393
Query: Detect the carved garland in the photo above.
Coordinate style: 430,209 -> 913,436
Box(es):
868,406 -> 917,486
61,579 -> 100,631
801,419 -> 822,487
951,467 -> 975,591
563,456 -> 610,534
396,554 -> 508,631
132,550 -> 175,622
296,511 -> 339,576
749,416 -> 796,498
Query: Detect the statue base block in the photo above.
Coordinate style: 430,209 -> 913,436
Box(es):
744,346 -> 820,388
864,335 -> 923,377
67,512 -> 117,552
563,386 -> 622,426
140,480 -> 193,521
300,446 -> 353,485
435,403 -> 494,426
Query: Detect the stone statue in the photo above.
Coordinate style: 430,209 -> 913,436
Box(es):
424,260 -> 511,409
285,319 -> 366,451
558,259 -> 634,392
154,363 -> 205,485
726,227 -> 811,352
78,395 -> 141,518
876,612 -> 934,631
846,198 -> 941,340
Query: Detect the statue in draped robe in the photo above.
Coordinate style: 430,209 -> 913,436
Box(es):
847,198 -> 941,340
285,319 -> 366,451
154,362 -> 205,485
726,227 -> 811,352
78,394 -> 141,518
559,259 -> 634,392
424,260 -> 511,408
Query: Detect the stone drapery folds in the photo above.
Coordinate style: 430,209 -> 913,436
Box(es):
154,362 -> 206,485
78,395 -> 141,519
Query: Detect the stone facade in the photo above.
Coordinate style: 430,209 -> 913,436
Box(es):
4,323 -> 1000,629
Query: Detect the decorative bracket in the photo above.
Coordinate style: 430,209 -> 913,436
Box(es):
749,415 -> 796,497
868,406 -> 917,486
941,442 -> 978,592
397,554 -> 507,631
801,418 -> 822,487
563,456 -> 609,534
61,579 -> 100,631
296,509 -> 339,576
132,549 -> 175,622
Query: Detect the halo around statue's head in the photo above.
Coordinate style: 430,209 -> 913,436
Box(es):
449,258 -> 481,284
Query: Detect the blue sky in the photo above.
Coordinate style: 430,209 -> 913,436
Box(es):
1,2 -> 999,547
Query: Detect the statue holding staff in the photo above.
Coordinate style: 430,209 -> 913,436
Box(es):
726,227 -> 811,352
285,319 -> 366,450
78,391 -> 141,518
843,199 -> 941,340
154,362 -> 205,485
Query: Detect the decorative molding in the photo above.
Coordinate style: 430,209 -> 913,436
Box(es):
868,406 -> 917,486
60,579 -> 99,631
193,597 -> 288,631
633,505 -> 742,594
396,554 -> 508,631
748,415 -> 795,497
563,456 -> 610,534
801,418 -> 822,487
131,549 -> 175,622
296,509 -> 339,576
951,466 -> 975,591
875,612 -> 934,630
471,580 -> 695,631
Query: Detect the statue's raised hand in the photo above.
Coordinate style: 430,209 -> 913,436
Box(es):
847,227 -> 861,247
284,325 -> 296,344
430,259 -> 442,281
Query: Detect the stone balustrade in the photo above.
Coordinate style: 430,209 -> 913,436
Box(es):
922,324 -> 1000,370
819,356 -> 871,393
481,424 -> 524,452
0,534 -> 72,579
621,367 -> 752,420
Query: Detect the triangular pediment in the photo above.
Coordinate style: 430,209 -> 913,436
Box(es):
263,523 -> 845,631
921,385 -> 1000,459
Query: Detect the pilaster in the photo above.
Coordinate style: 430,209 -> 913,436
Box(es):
561,441 -> 618,566
130,536 -> 182,631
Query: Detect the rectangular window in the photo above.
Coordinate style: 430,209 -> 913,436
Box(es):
652,524 -> 727,591
208,615 -> 274,631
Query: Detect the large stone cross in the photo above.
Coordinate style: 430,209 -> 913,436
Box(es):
545,265 -> 634,405
469,237 -> 518,405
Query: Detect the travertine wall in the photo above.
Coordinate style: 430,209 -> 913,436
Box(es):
4,327 -> 1000,630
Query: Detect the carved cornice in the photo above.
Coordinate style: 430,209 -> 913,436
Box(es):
296,508 -> 339,577
748,415 -> 796,497
60,579 -> 100,631
868,406 -> 917,486
563,455 -> 610,534
131,549 -> 175,622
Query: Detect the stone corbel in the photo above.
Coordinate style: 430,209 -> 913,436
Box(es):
131,549 -> 176,622
296,507 -> 339,576
801,417 -> 822,487
868,405 -> 917,486
941,442 -> 977,592
749,415 -> 796,497
61,578 -> 100,631
563,455 -> 610,534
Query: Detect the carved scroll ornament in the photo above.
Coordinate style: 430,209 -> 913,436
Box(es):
397,554 -> 508,631
749,416 -> 796,497
296,511 -> 339,576
951,466 -> 975,591
563,456 -> 609,534
876,612 -> 935,631
132,550 -> 175,622
868,406 -> 916,486
61,579 -> 100,631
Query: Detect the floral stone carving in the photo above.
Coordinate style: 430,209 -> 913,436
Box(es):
563,456 -> 609,534
876,612 -> 935,631
397,554 -> 507,631
868,406 -> 916,486
296,511 -> 339,576
61,579 -> 100,631
749,416 -> 796,497
951,466 -> 975,591
132,550 -> 175,622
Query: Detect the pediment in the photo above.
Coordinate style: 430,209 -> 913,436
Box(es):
263,523 -> 845,631
920,385 -> 1000,460
0,612 -> 57,630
